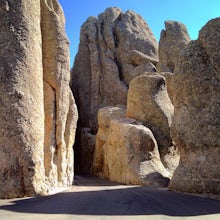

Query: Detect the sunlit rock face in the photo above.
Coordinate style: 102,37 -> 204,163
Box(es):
157,20 -> 190,73
169,18 -> 220,194
92,106 -> 171,187
92,71 -> 177,187
71,7 -> 158,173
0,0 -> 78,199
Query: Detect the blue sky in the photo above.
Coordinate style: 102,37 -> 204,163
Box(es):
59,0 -> 219,66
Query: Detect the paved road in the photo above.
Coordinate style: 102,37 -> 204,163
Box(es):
0,175 -> 220,220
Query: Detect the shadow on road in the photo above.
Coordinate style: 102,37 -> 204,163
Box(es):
73,175 -> 121,186
0,176 -> 220,217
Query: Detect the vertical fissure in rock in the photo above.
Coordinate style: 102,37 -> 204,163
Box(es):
94,21 -> 103,110
113,13 -> 122,49
112,14 -> 126,84
43,80 -> 57,182
115,56 -> 125,84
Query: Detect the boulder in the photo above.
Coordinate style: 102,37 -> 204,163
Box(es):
92,106 -> 127,176
0,0 -> 78,198
157,21 -> 190,73
71,7 -> 158,173
127,74 -> 179,172
169,18 -> 220,194
92,106 -> 171,187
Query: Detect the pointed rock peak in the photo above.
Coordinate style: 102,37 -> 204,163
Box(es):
157,20 -> 190,72
198,17 -> 220,71
98,7 -> 122,24
103,6 -> 122,14
163,20 -> 190,41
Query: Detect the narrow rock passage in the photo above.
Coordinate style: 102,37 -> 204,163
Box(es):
0,175 -> 220,220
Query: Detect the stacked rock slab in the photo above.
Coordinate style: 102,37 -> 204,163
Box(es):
72,7 -> 158,173
0,0 -> 78,199
127,74 -> 179,172
92,106 -> 171,187
169,18 -> 220,194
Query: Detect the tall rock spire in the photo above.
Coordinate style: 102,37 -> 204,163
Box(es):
0,0 -> 78,199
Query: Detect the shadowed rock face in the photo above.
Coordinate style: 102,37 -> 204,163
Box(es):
157,21 -> 190,73
127,74 -> 179,173
0,0 -> 78,199
71,7 -> 158,173
169,18 -> 220,194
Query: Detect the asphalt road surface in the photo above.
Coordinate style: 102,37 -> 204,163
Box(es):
0,175 -> 220,220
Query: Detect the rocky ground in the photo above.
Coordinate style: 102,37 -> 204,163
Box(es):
0,176 -> 220,220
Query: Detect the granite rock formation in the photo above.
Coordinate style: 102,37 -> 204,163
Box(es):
92,106 -> 127,176
169,18 -> 220,194
0,0 -> 78,199
92,106 -> 171,187
127,74 -> 179,172
72,7 -> 158,173
41,0 -> 78,190
157,21 -> 190,73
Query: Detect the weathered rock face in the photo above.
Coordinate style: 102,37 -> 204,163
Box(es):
169,18 -> 220,194
0,0 -> 45,199
92,106 -> 127,176
127,74 -> 179,172
157,21 -> 190,73
72,7 -> 158,173
92,106 -> 171,187
41,0 -> 78,191
0,0 -> 78,199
